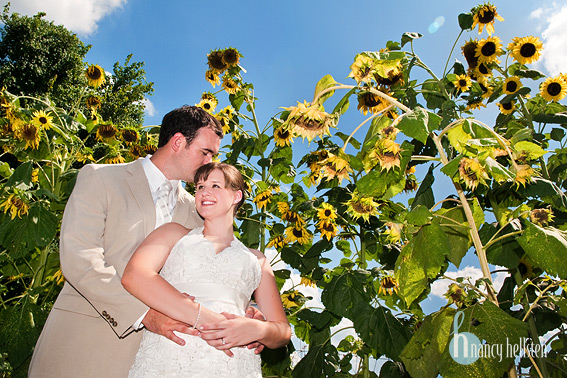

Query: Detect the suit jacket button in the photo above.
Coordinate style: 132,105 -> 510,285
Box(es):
113,321 -> 118,327
102,311 -> 108,316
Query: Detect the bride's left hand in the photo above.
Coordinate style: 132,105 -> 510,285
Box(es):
199,312 -> 263,352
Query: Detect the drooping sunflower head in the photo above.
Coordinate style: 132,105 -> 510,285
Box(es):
0,192 -> 30,220
280,290 -> 301,309
144,143 -> 158,155
480,83 -> 494,99
344,191 -> 380,223
267,235 -> 286,249
530,208 -> 554,226
205,70 -> 221,87
121,127 -> 139,145
497,100 -> 516,115
508,36 -> 543,65
222,47 -> 241,68
274,126 -> 293,147
540,76 -> 567,102
32,110 -> 54,130
444,283 -> 465,308
466,98 -> 486,111
214,113 -> 231,135
380,125 -> 399,140
374,63 -> 404,86
503,76 -> 522,95
357,90 -> 391,115
15,122 -> 41,149
458,157 -> 489,190
300,277 -> 317,288
207,49 -> 228,73
106,154 -> 126,165
196,98 -> 216,114
317,203 -> 337,222
284,101 -> 335,142
277,201 -> 290,215
517,258 -> 535,280
283,210 -> 305,225
462,39 -> 479,69
475,36 -> 504,64
222,75 -> 240,95
474,62 -> 493,79
453,74 -> 472,92
369,138 -> 402,172
471,3 -> 504,36
320,152 -> 353,184
200,92 -> 219,107
253,189 -> 273,210
378,275 -> 399,296
317,220 -> 338,241
513,164 -> 534,187
77,147 -> 95,163
383,222 -> 402,244
86,95 -> 101,110
85,64 -> 106,88
96,123 -> 117,142
348,54 -> 375,84
284,224 -> 312,245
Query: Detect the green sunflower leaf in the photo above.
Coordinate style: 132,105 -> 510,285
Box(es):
332,87 -> 356,116
313,74 -> 336,106
321,270 -> 370,318
401,32 -> 422,48
396,107 -> 441,144
479,223 -> 523,269
434,206 -> 471,268
483,157 -> 515,183
394,220 -> 449,306
411,164 -> 435,210
400,307 -> 456,378
513,140 -> 547,160
532,113 -> 567,124
517,221 -> 567,279
515,69 -> 546,80
5,161 -> 33,187
0,162 -> 13,179
458,13 -> 474,30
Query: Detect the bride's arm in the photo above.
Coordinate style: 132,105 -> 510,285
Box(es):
121,223 -> 226,328
199,249 -> 291,350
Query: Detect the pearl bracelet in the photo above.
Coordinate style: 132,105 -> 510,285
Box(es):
193,303 -> 201,329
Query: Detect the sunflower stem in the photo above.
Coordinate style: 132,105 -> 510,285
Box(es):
443,30 -> 465,78
342,113 -> 379,153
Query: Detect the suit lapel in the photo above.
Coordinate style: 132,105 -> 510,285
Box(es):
125,159 -> 155,236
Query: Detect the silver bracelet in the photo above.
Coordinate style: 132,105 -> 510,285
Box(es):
193,303 -> 201,329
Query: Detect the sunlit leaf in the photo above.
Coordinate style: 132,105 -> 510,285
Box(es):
517,221 -> 567,279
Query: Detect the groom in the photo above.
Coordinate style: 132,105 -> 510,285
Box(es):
29,106 -> 261,378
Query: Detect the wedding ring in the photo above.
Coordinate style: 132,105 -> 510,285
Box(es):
222,338 -> 226,345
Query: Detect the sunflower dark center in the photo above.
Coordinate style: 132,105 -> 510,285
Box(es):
122,130 -> 138,142
145,145 -> 157,154
324,209 -> 331,217
99,125 -> 116,138
506,81 -> 518,92
223,49 -> 238,64
458,79 -> 468,87
362,93 -> 381,107
203,103 -> 211,110
478,63 -> 489,75
39,116 -> 48,124
322,223 -> 335,232
481,42 -> 496,56
478,9 -> 495,23
502,102 -> 513,110
382,278 -> 396,289
278,129 -> 290,139
208,52 -> 227,70
297,117 -> 323,131
292,228 -> 304,238
22,124 -> 38,140
352,202 -> 372,213
547,82 -> 562,96
520,43 -> 536,58
518,262 -> 527,276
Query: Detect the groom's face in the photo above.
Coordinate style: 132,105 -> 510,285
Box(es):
179,127 -> 221,183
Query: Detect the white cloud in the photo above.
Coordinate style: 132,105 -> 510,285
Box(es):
430,265 -> 507,299
531,3 -> 567,75
142,98 -> 156,117
1,0 -> 127,36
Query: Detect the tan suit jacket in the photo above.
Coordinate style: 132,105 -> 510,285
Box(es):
28,159 -> 203,378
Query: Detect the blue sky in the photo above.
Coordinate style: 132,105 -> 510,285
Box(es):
4,0 -> 567,366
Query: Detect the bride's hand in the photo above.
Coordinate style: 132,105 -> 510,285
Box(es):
199,312 -> 262,352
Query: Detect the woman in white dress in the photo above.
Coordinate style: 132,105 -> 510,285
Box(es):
122,162 -> 291,378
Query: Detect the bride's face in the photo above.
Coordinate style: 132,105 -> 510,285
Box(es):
195,169 -> 241,219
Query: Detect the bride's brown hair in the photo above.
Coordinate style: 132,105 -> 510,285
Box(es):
194,162 -> 246,214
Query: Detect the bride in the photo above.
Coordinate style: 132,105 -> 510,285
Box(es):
122,162 -> 291,377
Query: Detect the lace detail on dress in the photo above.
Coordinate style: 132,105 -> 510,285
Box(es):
128,227 -> 262,378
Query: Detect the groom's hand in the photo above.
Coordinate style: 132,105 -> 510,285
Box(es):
244,307 -> 265,354
142,309 -> 199,346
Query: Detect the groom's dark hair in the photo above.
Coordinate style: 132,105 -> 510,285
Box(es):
158,105 -> 223,148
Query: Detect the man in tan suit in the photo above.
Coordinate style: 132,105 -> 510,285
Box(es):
28,106 -> 228,377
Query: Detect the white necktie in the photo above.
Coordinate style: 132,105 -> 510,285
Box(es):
155,180 -> 173,227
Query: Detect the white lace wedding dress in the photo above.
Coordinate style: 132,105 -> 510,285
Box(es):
127,227 -> 262,378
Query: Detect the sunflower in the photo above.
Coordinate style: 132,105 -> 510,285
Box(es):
378,275 -> 399,296
508,36 -> 543,65
453,74 -> 472,92
90,112 -> 100,125
86,95 -> 101,110
317,203 -> 337,222
458,157 -> 489,190
462,39 -> 479,69
284,101 -> 335,142
317,220 -> 338,241
496,100 -> 515,115
517,258 -> 534,280
300,277 -> 317,288
380,125 -> 399,140
96,124 -> 117,142
121,127 -> 139,145
530,208 -> 554,226
280,291 -> 301,309
444,283 -> 465,308
200,92 -> 219,107
31,168 -> 39,183
274,126 -> 293,147
282,210 -> 305,225
205,70 -> 221,87
471,3 -> 504,36
276,201 -> 290,215
129,145 -> 144,159
348,54 -> 375,84
344,191 -> 380,223
357,90 -> 392,115
219,105 -> 235,119
284,224 -> 311,245
466,98 -> 486,111
481,84 -> 494,99
85,64 -> 106,88
215,114 -> 231,134
222,47 -> 241,68
368,138 -> 402,172
196,98 -> 216,114
540,76 -> 567,102
513,164 -> 534,187
207,49 -> 227,73
320,153 -> 353,184
106,154 -> 125,164
14,122 -> 41,149
503,76 -> 522,95
475,36 -> 503,64
77,148 -> 95,163
374,64 -> 404,86
144,144 -> 158,155
473,62 -> 493,78
267,235 -> 286,249
222,75 -> 239,95
404,177 -> 419,192
1,193 -> 30,220
383,222 -> 402,244
32,110 -> 54,130
0,95 -> 15,121
253,189 -> 273,210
